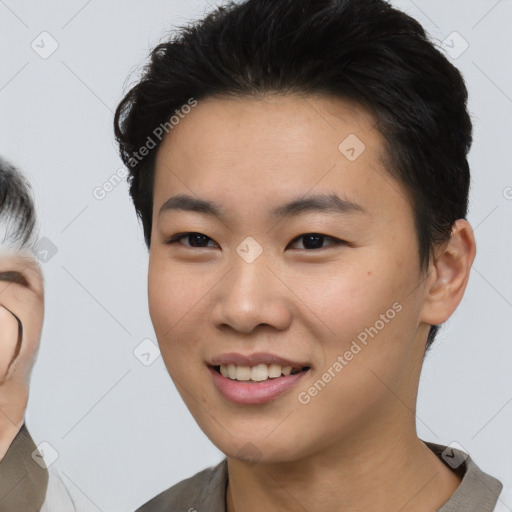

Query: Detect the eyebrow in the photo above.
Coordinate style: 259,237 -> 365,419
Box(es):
0,270 -> 29,287
158,193 -> 367,221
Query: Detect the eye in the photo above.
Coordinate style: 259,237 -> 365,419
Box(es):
288,233 -> 346,250
165,232 -> 346,251
165,232 -> 219,248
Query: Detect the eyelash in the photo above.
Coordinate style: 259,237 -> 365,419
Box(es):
164,232 -> 347,251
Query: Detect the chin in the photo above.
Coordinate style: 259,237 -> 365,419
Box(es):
209,428 -> 308,466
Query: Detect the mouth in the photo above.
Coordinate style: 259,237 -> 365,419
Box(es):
208,362 -> 312,405
211,363 -> 311,382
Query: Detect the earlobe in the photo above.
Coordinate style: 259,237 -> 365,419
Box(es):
420,219 -> 477,326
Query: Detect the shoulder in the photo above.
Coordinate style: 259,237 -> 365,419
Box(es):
423,439 -> 505,511
493,485 -> 512,512
0,424 -> 48,511
135,458 -> 228,512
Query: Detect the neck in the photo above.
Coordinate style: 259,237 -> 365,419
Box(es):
226,420 -> 461,512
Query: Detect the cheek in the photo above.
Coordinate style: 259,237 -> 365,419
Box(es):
0,307 -> 19,378
3,288 -> 44,332
311,254 -> 420,371
149,254 -> 185,327
308,263 -> 397,341
20,298 -> 44,352
147,256 -> 210,362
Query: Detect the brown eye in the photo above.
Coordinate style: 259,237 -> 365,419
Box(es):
288,233 -> 345,250
165,232 -> 219,248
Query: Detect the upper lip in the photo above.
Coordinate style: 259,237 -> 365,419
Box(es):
208,352 -> 310,369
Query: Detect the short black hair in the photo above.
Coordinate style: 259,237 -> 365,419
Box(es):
0,155 -> 37,250
114,0 -> 473,350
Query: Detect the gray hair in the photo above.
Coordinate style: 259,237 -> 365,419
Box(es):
0,155 -> 37,251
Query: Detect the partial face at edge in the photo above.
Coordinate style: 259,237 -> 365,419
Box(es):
0,246 -> 44,384
147,93 -> 433,463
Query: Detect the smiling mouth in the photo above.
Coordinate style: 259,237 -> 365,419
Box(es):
212,364 -> 311,382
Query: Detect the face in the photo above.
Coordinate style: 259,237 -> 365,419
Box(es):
0,246 -> 44,390
148,93 -> 434,464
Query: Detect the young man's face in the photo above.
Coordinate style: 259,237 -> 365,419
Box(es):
148,94 -> 436,463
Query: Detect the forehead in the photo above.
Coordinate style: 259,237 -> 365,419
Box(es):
153,93 -> 411,221
156,92 -> 382,165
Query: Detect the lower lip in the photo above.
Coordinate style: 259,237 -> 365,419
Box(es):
208,366 -> 310,405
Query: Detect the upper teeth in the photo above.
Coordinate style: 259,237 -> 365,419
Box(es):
219,363 -> 296,381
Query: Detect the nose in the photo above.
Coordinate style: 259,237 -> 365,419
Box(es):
210,247 -> 293,335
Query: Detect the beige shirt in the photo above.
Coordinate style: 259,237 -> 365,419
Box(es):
135,441 -> 505,512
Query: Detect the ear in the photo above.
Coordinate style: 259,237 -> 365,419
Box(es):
420,219 -> 476,326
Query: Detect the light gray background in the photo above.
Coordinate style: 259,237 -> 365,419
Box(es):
1,0 -> 511,510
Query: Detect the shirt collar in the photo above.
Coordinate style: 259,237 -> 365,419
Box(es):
176,441 -> 504,512
424,440 -> 502,512
0,423 -> 49,511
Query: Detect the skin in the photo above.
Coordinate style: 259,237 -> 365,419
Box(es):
148,93 -> 476,512
0,247 -> 44,461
